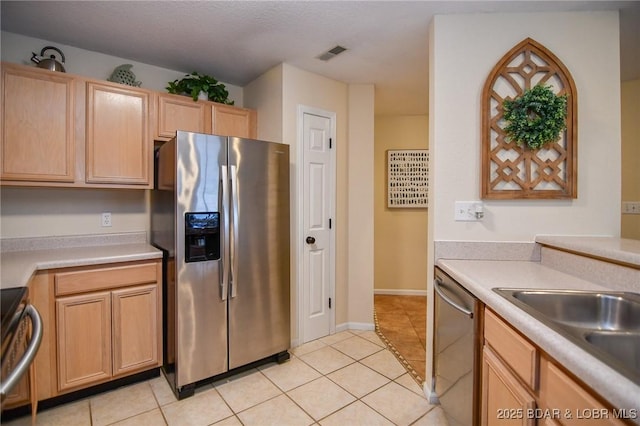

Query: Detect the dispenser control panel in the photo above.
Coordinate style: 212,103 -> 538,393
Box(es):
185,212 -> 220,262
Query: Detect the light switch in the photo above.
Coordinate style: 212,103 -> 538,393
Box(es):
455,201 -> 484,221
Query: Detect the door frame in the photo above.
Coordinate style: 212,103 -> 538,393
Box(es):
296,104 -> 337,344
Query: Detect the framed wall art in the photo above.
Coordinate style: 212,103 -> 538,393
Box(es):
387,149 -> 429,208
481,38 -> 577,199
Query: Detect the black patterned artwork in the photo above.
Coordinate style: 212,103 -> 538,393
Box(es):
387,150 -> 429,208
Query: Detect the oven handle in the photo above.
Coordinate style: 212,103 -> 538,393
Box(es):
434,277 -> 474,318
1,304 -> 43,399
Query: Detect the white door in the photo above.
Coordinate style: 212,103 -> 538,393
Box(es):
300,108 -> 335,343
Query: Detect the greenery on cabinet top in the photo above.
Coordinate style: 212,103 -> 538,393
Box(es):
166,72 -> 234,105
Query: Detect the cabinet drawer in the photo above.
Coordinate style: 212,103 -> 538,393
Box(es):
485,309 -> 537,389
55,262 -> 158,296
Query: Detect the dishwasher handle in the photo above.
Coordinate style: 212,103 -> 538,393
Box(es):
434,277 -> 474,318
0,304 -> 43,400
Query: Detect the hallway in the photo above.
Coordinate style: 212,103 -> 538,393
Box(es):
373,295 -> 427,384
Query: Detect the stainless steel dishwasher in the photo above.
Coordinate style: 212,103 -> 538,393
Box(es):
433,267 -> 480,426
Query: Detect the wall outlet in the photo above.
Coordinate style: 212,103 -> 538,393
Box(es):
622,202 -> 640,215
101,212 -> 112,227
455,201 -> 484,221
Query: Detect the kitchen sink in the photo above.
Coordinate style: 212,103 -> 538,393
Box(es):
585,331 -> 640,372
506,290 -> 640,331
494,288 -> 640,384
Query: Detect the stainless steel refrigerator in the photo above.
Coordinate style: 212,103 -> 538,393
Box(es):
151,131 -> 290,399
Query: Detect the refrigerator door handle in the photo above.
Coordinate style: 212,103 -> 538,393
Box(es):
221,165 -> 230,301
230,164 -> 239,299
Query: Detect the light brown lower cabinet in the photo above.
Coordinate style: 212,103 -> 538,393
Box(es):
481,307 -> 629,426
56,291 -> 112,390
56,284 -> 159,391
22,260 -> 162,405
481,346 -> 536,426
111,285 -> 159,376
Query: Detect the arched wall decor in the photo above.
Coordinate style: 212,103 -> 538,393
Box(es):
481,38 -> 577,199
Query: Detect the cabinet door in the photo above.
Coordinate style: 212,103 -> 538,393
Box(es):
539,357 -> 626,426
85,81 -> 151,186
1,64 -> 76,182
111,284 -> 160,376
212,104 -> 257,138
56,292 -> 112,391
481,346 -> 536,426
157,94 -> 210,140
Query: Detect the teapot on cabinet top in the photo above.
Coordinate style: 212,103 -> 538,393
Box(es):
31,46 -> 66,72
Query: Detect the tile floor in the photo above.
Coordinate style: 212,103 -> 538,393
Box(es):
4,330 -> 447,426
374,295 -> 427,382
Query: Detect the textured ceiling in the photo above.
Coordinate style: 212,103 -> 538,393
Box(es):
2,1 -> 639,116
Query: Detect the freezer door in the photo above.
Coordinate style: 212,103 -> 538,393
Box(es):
174,131 -> 228,387
228,137 -> 290,369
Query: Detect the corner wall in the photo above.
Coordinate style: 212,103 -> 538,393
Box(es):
347,84 -> 375,327
431,11 -> 621,244
248,65 -> 376,339
426,10 -> 622,392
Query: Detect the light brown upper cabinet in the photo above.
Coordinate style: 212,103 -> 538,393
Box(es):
1,63 -> 76,183
156,94 -> 257,141
85,81 -> 153,186
156,93 -> 210,140
212,103 -> 257,139
1,63 -> 154,189
2,63 -> 258,188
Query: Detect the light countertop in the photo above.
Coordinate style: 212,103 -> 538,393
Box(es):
536,235 -> 640,267
1,233 -> 162,290
436,258 -> 640,419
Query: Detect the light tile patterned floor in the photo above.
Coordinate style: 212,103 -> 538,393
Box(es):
3,330 -> 448,426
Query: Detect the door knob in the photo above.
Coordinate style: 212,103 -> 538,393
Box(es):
306,236 -> 316,244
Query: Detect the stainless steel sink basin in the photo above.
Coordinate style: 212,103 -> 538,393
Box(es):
585,331 -> 640,372
507,290 -> 640,331
494,288 -> 640,384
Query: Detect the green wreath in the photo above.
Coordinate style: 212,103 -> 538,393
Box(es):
502,84 -> 568,150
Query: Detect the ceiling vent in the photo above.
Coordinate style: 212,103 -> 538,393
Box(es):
317,45 -> 347,61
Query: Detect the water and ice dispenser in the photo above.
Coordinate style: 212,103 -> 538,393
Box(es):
184,212 -> 220,262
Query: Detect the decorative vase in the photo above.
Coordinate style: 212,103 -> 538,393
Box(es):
198,90 -> 208,101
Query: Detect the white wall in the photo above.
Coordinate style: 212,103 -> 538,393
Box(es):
278,64 -> 347,333
243,64 -> 284,143
347,84 -> 375,327
1,31 -> 244,104
0,187 -> 148,238
425,10 -> 622,393
431,11 -> 621,243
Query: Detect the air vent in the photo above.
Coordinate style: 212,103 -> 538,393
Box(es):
317,45 -> 347,61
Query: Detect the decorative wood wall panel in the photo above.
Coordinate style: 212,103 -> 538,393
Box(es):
481,38 -> 577,199
387,150 -> 428,208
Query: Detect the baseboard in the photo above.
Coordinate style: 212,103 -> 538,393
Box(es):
336,322 -> 375,332
426,387 -> 439,404
374,289 -> 428,296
